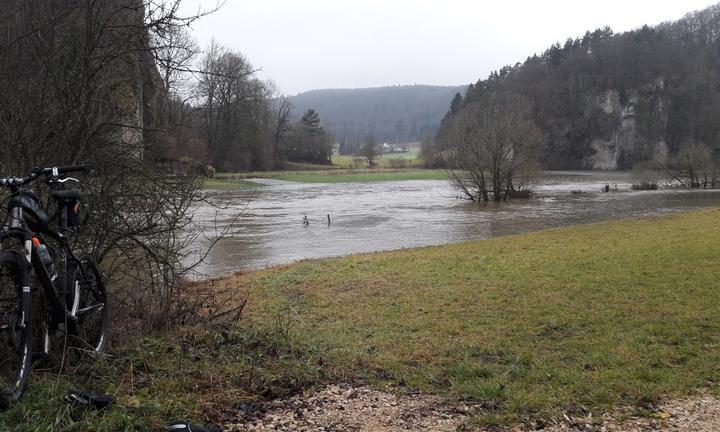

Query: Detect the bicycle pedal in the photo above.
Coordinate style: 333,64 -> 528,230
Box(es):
65,389 -> 114,410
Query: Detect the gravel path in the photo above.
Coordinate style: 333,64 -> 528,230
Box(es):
224,384 -> 473,431
223,385 -> 720,432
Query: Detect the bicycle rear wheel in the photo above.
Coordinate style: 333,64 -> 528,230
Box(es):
67,254 -> 108,356
0,252 -> 32,407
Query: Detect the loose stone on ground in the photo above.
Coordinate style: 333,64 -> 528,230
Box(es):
224,386 -> 720,432
224,384 -> 470,431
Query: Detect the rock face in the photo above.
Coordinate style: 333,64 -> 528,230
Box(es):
107,0 -> 168,158
589,79 -> 669,170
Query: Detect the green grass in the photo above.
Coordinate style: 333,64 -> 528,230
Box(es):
1,325 -> 325,431
202,177 -> 262,190
283,161 -> 343,171
332,149 -> 421,169
7,209 -> 720,429
219,169 -> 447,184
214,145 -> 432,184
268,169 -> 447,183
226,208 -> 720,423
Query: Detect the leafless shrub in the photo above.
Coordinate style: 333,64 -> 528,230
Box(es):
0,0 -> 238,331
388,158 -> 409,169
631,181 -> 658,190
670,142 -> 718,188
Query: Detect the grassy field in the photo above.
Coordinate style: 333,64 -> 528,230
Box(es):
232,208 -> 720,424
210,144 -> 439,185
202,177 -> 262,190
0,325 -> 321,431
219,168 -> 448,184
5,209 -> 720,430
332,149 -> 422,169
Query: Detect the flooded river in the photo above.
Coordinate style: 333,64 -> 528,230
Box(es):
188,171 -> 720,278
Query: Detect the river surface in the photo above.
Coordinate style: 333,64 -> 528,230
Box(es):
187,171 -> 720,278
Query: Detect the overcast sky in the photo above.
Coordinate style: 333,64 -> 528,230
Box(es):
179,0 -> 717,95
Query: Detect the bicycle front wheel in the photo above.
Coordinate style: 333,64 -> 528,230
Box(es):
0,252 -> 32,407
68,254 -> 108,355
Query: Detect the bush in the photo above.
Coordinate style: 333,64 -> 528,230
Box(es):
388,158 -> 409,168
0,1 -> 241,331
632,181 -> 658,190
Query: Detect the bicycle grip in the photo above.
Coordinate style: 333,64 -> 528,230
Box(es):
57,165 -> 86,174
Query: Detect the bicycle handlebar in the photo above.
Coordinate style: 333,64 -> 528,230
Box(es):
0,164 -> 86,188
56,165 -> 86,174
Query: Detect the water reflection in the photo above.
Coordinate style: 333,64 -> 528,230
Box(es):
188,172 -> 720,278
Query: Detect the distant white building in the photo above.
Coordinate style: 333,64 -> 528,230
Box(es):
380,143 -> 409,154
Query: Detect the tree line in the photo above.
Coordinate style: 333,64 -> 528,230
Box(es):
161,39 -> 333,172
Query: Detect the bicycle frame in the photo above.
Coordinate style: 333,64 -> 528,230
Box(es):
31,230 -> 82,329
2,185 -> 84,333
0,164 -> 107,406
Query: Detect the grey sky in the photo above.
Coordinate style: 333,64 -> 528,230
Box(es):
180,0 -> 717,95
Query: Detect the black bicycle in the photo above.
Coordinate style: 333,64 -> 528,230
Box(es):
0,165 -> 108,407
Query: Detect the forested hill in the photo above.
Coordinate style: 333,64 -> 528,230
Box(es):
289,85 -> 465,144
436,4 -> 720,171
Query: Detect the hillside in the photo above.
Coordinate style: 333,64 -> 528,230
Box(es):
436,4 -> 720,171
289,85 -> 465,146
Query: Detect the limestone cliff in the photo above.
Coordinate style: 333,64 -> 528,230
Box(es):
590,79 -> 669,170
109,0 -> 169,159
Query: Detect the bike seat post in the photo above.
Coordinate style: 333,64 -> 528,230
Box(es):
58,201 -> 68,234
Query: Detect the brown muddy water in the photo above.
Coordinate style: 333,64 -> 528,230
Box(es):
187,171 -> 720,278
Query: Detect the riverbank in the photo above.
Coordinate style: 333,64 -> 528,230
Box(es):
202,177 -> 260,190
202,168 -> 447,189
5,209 -> 719,430
200,152 -> 445,190
231,207 -> 720,427
216,168 -> 447,184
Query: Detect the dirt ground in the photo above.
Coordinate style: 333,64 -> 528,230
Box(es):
223,385 -> 720,432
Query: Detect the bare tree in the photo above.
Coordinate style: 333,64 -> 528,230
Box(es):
671,142 -> 718,188
272,97 -> 294,166
196,40 -> 264,171
153,24 -> 200,98
360,136 -> 379,167
447,92 -> 542,202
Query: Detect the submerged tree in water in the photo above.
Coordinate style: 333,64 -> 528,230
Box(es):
446,92 -> 542,202
670,142 -> 718,188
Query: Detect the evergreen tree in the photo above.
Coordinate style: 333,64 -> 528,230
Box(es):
449,92 -> 463,115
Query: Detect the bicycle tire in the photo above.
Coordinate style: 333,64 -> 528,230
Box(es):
0,251 -> 32,408
67,253 -> 108,355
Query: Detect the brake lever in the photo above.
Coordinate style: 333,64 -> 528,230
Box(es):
55,177 -> 79,183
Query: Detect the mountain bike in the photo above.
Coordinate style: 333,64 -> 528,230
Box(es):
0,165 -> 108,407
